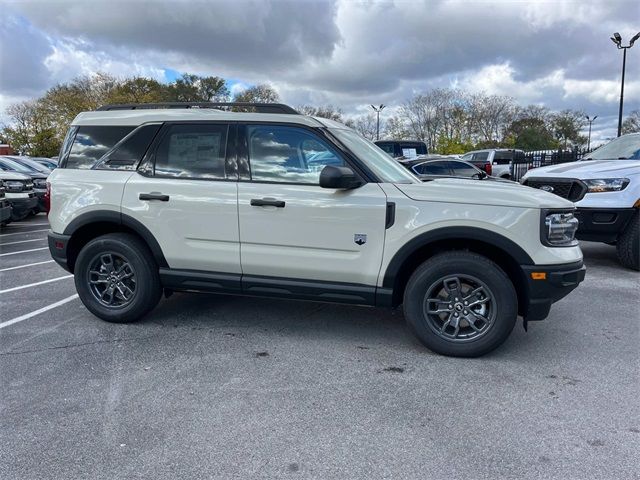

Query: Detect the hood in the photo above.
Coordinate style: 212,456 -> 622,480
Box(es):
395,177 -> 574,209
0,171 -> 32,181
523,160 -> 640,180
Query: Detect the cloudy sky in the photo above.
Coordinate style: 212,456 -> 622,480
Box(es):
1,0 -> 639,140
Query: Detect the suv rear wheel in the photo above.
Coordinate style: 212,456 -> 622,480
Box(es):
74,233 -> 162,323
403,251 -> 517,357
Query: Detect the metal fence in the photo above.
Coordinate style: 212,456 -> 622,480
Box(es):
510,148 -> 591,182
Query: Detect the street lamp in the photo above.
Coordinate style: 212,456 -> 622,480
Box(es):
370,104 -> 386,140
585,115 -> 598,151
611,31 -> 640,137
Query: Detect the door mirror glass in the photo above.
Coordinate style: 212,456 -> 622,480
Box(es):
319,165 -> 362,189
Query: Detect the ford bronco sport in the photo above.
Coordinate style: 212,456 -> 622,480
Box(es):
47,102 -> 585,357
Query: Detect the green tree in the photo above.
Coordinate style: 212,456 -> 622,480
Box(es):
1,100 -> 60,156
434,136 -> 474,155
168,73 -> 229,102
233,84 -> 280,103
107,77 -> 172,104
552,109 -> 587,149
506,117 -> 558,150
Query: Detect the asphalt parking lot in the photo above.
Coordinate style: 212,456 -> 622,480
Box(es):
1,215 -> 638,480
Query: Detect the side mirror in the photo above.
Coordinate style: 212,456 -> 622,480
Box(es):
319,165 -> 362,189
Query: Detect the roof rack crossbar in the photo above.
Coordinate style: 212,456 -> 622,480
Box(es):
96,102 -> 298,114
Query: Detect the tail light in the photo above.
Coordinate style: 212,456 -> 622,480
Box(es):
44,181 -> 51,214
484,163 -> 492,175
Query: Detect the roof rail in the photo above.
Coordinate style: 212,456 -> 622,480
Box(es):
96,102 -> 299,114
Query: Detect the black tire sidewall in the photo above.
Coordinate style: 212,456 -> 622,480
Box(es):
403,253 -> 517,357
617,211 -> 639,271
74,234 -> 161,323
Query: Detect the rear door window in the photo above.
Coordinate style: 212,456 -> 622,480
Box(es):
472,152 -> 489,162
493,151 -> 513,165
413,161 -> 450,175
66,126 -> 134,169
153,124 -> 229,180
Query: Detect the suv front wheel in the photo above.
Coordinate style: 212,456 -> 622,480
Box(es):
74,233 -> 162,323
403,251 -> 517,357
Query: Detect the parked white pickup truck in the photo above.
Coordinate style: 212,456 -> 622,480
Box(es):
522,133 -> 639,270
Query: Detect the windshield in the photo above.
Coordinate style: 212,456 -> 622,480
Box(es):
330,129 -> 419,183
0,157 -> 36,173
10,157 -> 50,173
584,135 -> 640,160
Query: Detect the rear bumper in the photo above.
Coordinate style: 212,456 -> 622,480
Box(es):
521,260 -> 586,321
48,231 -> 72,272
574,207 -> 635,242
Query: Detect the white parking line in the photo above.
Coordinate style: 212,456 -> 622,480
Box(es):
0,294 -> 79,330
0,247 -> 48,257
0,238 -> 47,246
0,229 -> 49,237
0,260 -> 55,272
0,274 -> 73,294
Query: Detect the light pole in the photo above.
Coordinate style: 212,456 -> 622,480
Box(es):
611,31 -> 640,137
585,115 -> 597,151
370,104 -> 386,140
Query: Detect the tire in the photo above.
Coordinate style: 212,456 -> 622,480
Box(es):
616,211 -> 639,271
403,251 -> 517,357
74,233 -> 162,323
10,211 -> 29,222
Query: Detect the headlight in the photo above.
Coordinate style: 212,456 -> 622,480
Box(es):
33,178 -> 47,188
542,211 -> 579,246
584,178 -> 629,193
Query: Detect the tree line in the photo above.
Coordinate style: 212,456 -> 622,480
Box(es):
2,73 -> 639,157
0,73 -> 281,157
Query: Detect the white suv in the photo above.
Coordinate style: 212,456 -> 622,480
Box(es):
522,133 -> 639,270
47,102 -> 586,357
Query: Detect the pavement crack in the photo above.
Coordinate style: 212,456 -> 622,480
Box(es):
0,335 -> 156,356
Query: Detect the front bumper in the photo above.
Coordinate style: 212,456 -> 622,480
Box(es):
0,200 -> 12,223
521,260 -> 586,321
34,189 -> 47,212
574,207 -> 635,243
48,231 -> 72,272
8,194 -> 38,216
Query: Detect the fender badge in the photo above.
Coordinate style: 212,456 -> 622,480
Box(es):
354,234 -> 367,245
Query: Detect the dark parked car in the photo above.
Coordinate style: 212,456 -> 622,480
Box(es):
31,157 -> 58,170
0,171 -> 37,221
0,180 -> 13,225
399,155 -> 517,183
0,156 -> 48,212
3,155 -> 52,174
375,140 -> 428,159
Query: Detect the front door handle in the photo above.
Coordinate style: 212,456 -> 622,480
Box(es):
250,198 -> 285,208
139,192 -> 170,202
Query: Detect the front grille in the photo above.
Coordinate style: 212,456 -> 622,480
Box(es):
524,178 -> 587,202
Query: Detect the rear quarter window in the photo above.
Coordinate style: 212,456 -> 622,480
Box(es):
65,126 -> 134,169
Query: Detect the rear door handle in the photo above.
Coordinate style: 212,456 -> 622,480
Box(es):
250,198 -> 285,208
139,192 -> 170,202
